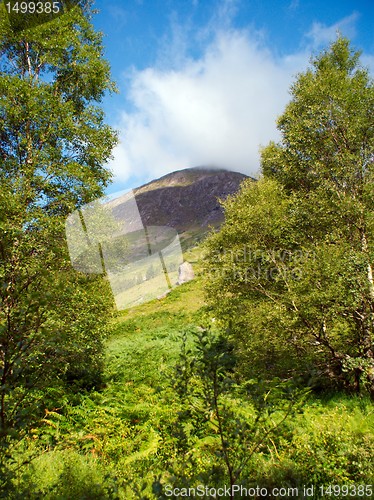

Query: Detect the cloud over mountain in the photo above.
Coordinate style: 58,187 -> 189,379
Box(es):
107,10 -> 372,188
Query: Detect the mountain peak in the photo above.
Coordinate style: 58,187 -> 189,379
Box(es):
134,166 -> 238,195
111,166 -> 250,248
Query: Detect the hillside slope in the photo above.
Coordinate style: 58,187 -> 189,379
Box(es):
109,167 -> 249,248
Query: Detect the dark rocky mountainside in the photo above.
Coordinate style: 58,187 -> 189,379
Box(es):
109,167 -> 249,248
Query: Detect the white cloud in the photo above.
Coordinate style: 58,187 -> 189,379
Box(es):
108,11 -> 372,188
306,12 -> 359,49
109,29 -> 307,185
288,0 -> 299,11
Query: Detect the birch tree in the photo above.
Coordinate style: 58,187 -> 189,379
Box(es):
0,0 -> 117,443
204,38 -> 374,395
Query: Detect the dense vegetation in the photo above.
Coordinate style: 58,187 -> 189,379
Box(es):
1,267 -> 373,498
0,0 -> 117,490
204,38 -> 374,397
0,2 -> 373,497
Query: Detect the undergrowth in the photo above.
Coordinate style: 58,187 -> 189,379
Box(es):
2,271 -> 373,499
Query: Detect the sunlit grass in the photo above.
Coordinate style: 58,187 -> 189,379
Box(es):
5,243 -> 374,498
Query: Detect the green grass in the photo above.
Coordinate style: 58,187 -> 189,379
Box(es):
5,246 -> 374,499
10,274 -> 207,497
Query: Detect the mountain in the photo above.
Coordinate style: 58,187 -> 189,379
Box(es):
109,167 -> 249,249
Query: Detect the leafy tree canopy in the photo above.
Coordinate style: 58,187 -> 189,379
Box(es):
0,1 -> 118,440
203,37 -> 374,396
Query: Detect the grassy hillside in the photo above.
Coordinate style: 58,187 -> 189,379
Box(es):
5,245 -> 374,499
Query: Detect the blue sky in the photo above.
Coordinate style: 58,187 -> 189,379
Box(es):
91,0 -> 374,194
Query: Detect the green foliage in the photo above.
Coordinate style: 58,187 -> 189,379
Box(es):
203,37 -> 374,395
262,38 -> 373,195
152,326 -> 304,498
0,276 -> 372,496
4,449 -> 120,499
251,395 -> 374,490
1,25 -> 373,496
0,0 -> 117,474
